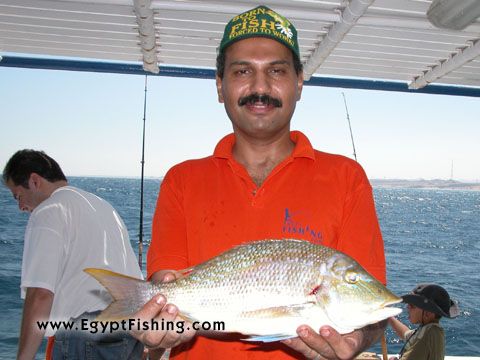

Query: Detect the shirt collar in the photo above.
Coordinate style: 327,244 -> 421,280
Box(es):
213,131 -> 315,160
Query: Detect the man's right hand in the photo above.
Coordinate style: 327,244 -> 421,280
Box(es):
131,271 -> 196,359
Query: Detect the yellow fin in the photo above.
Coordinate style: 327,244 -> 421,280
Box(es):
84,268 -> 152,320
239,303 -> 314,319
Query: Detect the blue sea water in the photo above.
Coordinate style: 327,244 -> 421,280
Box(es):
0,177 -> 479,358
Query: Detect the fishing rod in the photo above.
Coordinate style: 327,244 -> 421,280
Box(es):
138,75 -> 148,270
341,92 -> 358,162
342,93 -> 389,359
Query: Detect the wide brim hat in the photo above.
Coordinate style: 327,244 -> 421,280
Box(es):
402,283 -> 459,318
218,5 -> 300,58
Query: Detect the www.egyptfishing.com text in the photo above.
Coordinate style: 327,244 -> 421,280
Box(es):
37,318 -> 225,334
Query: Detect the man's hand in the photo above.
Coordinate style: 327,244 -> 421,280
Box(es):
283,321 -> 387,360
131,295 -> 195,350
130,271 -> 196,360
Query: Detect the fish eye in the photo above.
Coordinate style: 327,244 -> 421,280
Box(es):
344,271 -> 359,284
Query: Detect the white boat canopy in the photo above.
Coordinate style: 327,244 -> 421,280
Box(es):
1,0 -> 480,96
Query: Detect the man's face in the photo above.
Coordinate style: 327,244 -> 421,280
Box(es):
216,37 -> 303,140
6,175 -> 45,212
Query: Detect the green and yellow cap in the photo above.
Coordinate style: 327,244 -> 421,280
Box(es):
218,5 -> 299,58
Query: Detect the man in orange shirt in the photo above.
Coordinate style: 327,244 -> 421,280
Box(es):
134,5 -> 387,360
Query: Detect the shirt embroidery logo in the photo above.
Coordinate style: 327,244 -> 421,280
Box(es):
282,208 -> 323,244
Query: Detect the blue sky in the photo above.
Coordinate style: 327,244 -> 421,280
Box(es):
1,66 -> 479,181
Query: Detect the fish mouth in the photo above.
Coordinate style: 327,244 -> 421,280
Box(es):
375,298 -> 403,318
381,297 -> 403,308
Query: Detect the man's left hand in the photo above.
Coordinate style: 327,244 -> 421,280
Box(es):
282,325 -> 364,360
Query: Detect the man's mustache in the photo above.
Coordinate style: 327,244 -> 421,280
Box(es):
238,94 -> 282,108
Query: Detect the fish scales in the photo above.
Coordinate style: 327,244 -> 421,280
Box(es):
158,240 -> 330,313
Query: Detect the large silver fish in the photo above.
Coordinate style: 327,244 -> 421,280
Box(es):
85,239 -> 401,342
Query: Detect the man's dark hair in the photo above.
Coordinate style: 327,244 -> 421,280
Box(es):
2,149 -> 67,188
216,48 -> 304,79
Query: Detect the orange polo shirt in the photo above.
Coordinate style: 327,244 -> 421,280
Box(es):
147,130 -> 386,359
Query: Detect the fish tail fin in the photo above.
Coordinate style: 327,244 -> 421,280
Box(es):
84,268 -> 153,320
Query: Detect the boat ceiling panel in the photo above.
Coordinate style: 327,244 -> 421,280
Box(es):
1,0 -> 479,90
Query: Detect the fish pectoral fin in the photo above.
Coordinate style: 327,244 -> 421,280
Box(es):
240,303 -> 314,319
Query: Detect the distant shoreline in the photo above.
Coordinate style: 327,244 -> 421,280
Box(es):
370,179 -> 480,191
67,176 -> 480,191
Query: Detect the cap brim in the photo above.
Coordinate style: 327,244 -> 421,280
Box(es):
402,294 -> 451,318
219,34 -> 300,58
